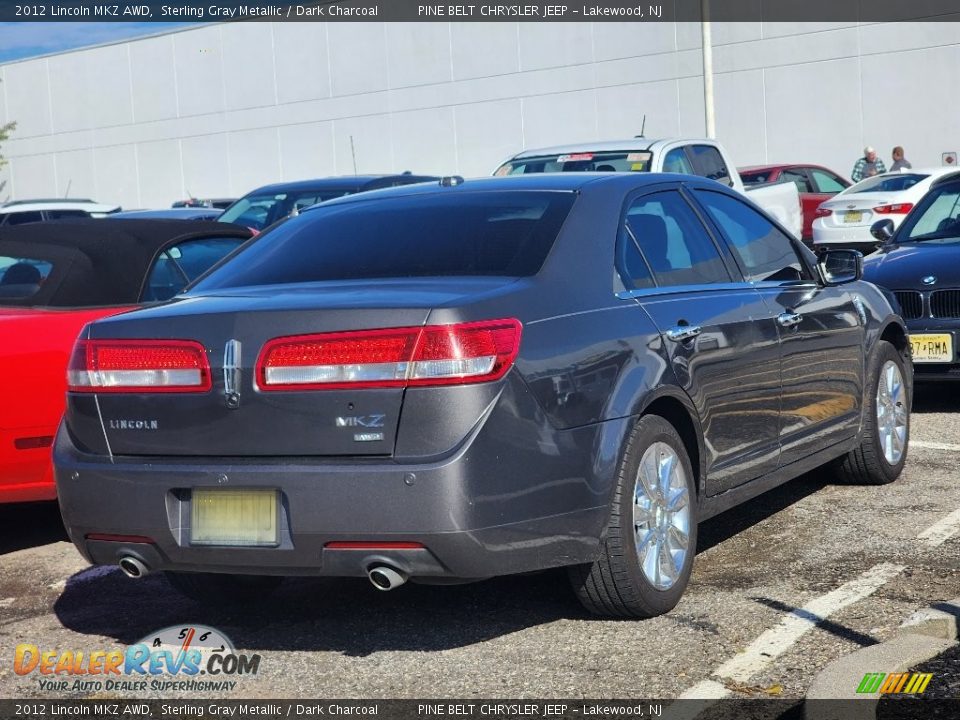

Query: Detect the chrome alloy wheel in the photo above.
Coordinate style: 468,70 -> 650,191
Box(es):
876,360 -> 908,465
633,442 -> 691,590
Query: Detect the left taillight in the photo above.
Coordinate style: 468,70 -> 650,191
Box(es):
256,319 -> 522,391
67,339 -> 212,393
873,203 -> 914,215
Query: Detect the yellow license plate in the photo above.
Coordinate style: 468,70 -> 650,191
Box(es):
844,211 -> 863,223
191,488 -> 279,546
910,333 -> 953,363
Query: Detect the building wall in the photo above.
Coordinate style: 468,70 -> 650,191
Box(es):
1,21 -> 958,207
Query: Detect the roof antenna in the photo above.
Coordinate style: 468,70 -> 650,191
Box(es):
64,179 -> 72,198
635,115 -> 647,139
350,135 -> 358,175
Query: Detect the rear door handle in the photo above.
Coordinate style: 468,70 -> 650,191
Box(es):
666,325 -> 702,342
778,312 -> 803,328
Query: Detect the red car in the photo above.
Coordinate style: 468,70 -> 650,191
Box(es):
0,219 -> 252,503
739,164 -> 850,243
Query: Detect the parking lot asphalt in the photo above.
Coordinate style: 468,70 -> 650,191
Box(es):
1,385 -> 958,702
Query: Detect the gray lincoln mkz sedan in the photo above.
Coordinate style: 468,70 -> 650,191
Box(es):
55,173 -> 911,618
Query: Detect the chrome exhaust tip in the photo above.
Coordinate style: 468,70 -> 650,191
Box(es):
367,565 -> 407,591
118,555 -> 150,579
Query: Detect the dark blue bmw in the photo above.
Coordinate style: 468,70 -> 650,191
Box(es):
55,174 -> 910,618
865,172 -> 960,381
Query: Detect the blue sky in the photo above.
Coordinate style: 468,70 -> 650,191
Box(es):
0,23 -> 202,63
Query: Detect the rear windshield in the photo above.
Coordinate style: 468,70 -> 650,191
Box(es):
193,191 -> 576,290
848,174 -> 928,194
0,254 -> 54,301
219,190 -> 354,230
496,151 -> 652,175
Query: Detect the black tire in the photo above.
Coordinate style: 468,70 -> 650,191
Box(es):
569,414 -> 698,618
165,571 -> 282,605
834,340 -> 910,485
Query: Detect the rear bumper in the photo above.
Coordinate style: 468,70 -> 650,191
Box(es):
53,418 -> 621,580
0,427 -> 56,504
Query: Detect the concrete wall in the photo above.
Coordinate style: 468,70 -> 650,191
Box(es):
1,21 -> 958,207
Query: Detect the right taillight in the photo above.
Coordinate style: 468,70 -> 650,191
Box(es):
256,319 -> 522,391
67,338 -> 212,393
815,207 -> 833,218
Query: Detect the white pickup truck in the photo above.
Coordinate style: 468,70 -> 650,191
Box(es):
494,138 -> 803,240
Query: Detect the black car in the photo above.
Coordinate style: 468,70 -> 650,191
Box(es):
218,174 -> 438,231
55,174 -> 910,618
865,173 -> 960,381
109,208 -> 223,221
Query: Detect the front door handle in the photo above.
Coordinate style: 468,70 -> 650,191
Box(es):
778,312 -> 803,328
666,325 -> 703,342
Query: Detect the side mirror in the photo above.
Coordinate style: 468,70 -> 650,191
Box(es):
819,249 -> 863,286
870,218 -> 895,243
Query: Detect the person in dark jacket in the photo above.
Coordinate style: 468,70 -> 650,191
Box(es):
891,146 -> 912,171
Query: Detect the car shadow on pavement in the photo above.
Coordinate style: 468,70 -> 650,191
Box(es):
53,565 -> 586,655
912,384 -> 960,414
697,473 -> 830,554
0,501 -> 68,555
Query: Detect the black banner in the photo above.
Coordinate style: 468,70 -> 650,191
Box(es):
0,699 -> 958,720
1,0 -> 960,23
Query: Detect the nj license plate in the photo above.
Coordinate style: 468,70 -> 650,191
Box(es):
844,211 -> 863,223
191,488 -> 279,546
910,333 -> 953,363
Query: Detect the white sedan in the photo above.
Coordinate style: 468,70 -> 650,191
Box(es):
812,167 -> 960,252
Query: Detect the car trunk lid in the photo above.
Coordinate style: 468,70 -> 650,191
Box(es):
69,279 -> 520,457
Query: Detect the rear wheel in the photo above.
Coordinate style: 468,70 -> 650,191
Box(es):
165,571 -> 282,605
569,414 -> 697,618
834,340 -> 909,485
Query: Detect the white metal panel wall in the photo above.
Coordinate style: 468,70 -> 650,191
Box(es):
2,21 -> 960,206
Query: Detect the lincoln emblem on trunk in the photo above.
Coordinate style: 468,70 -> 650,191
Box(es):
223,340 -> 241,408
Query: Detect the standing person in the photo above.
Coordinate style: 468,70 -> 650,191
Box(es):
891,146 -> 912,171
851,146 -> 887,182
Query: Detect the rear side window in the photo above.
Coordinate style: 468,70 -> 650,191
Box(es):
143,237 -> 246,301
780,169 -> 813,193
194,191 -> 576,289
810,169 -> 846,193
688,145 -> 732,186
0,255 -> 54,300
740,171 -> 773,187
45,209 -> 92,220
695,190 -> 809,283
2,211 -> 44,226
624,191 -> 730,287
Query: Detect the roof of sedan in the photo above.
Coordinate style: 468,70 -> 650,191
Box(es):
303,172 -> 715,210
245,174 -> 438,196
0,219 -> 252,307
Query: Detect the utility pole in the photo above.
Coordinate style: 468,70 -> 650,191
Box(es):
701,0 -> 716,138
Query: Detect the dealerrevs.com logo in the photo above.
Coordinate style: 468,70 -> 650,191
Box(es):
14,625 -> 261,693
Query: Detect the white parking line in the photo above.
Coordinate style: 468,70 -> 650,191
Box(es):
714,562 -> 904,683
677,679 -> 730,700
918,508 -> 960,547
0,597 -> 14,608
670,562 -> 904,710
911,440 -> 960,452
